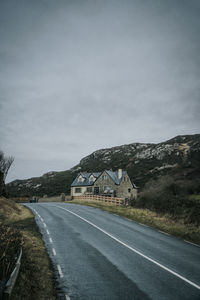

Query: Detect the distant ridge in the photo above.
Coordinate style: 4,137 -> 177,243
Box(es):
6,134 -> 200,197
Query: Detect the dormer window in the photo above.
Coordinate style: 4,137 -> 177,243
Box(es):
78,175 -> 85,183
89,174 -> 95,183
102,175 -> 107,180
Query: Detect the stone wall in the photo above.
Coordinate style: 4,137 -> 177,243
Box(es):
94,171 -> 116,194
116,174 -> 137,199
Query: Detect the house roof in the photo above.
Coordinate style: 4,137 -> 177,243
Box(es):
71,170 -> 128,187
105,170 -> 127,185
71,172 -> 101,187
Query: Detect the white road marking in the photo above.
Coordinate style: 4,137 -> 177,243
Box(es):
158,230 -> 170,236
33,209 -> 40,218
41,218 -> 44,222
55,205 -> 200,290
124,217 -> 132,221
184,240 -> 200,248
43,223 -> 47,228
46,229 -> 50,235
49,237 -> 53,243
65,294 -> 70,300
57,265 -> 64,278
52,248 -> 56,256
139,223 -> 149,227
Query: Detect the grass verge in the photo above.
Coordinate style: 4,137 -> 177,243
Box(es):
0,197 -> 57,300
69,200 -> 200,245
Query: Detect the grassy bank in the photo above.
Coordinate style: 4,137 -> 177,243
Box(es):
0,197 -> 57,299
69,200 -> 200,245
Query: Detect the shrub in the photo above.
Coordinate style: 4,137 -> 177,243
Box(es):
136,176 -> 200,225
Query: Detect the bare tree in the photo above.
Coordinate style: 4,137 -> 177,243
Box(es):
0,150 -> 14,180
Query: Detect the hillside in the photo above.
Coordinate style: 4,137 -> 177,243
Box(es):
6,134 -> 200,197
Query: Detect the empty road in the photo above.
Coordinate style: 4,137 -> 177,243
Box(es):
26,203 -> 200,300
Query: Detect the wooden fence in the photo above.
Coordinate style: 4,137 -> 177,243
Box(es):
72,194 -> 125,207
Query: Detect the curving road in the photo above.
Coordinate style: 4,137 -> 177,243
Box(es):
25,203 -> 200,300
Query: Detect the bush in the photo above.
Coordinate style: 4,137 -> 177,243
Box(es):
136,176 -> 200,225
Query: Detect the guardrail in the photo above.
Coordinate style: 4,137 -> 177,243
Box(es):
3,248 -> 22,300
73,194 -> 125,206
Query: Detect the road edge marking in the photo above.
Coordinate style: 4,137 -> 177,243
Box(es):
184,240 -> 200,248
54,205 -> 200,290
158,230 -> 170,236
57,264 -> 63,278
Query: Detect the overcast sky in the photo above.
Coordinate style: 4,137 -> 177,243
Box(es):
0,0 -> 200,183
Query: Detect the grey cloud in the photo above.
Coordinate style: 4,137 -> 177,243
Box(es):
0,0 -> 200,182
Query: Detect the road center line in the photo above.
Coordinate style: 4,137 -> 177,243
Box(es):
54,205 -> 200,290
52,248 -> 56,256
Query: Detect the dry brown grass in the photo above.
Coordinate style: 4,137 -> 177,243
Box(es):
70,199 -> 200,244
0,197 -> 21,223
0,197 -> 57,300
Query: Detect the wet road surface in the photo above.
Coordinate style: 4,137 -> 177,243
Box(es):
25,203 -> 200,300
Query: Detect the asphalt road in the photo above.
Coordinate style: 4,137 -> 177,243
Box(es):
25,203 -> 200,300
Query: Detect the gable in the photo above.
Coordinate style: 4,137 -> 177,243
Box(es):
95,170 -> 127,185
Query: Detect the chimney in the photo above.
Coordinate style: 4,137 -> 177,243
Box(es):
118,169 -> 122,180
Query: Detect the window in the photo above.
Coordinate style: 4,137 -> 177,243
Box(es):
128,188 -> 131,193
78,175 -> 85,183
89,175 -> 95,183
94,187 -> 100,194
102,175 -> 107,180
104,186 -> 111,191
75,188 -> 81,193
78,176 -> 82,182
87,187 -> 92,193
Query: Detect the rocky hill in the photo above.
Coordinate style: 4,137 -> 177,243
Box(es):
6,134 -> 200,197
